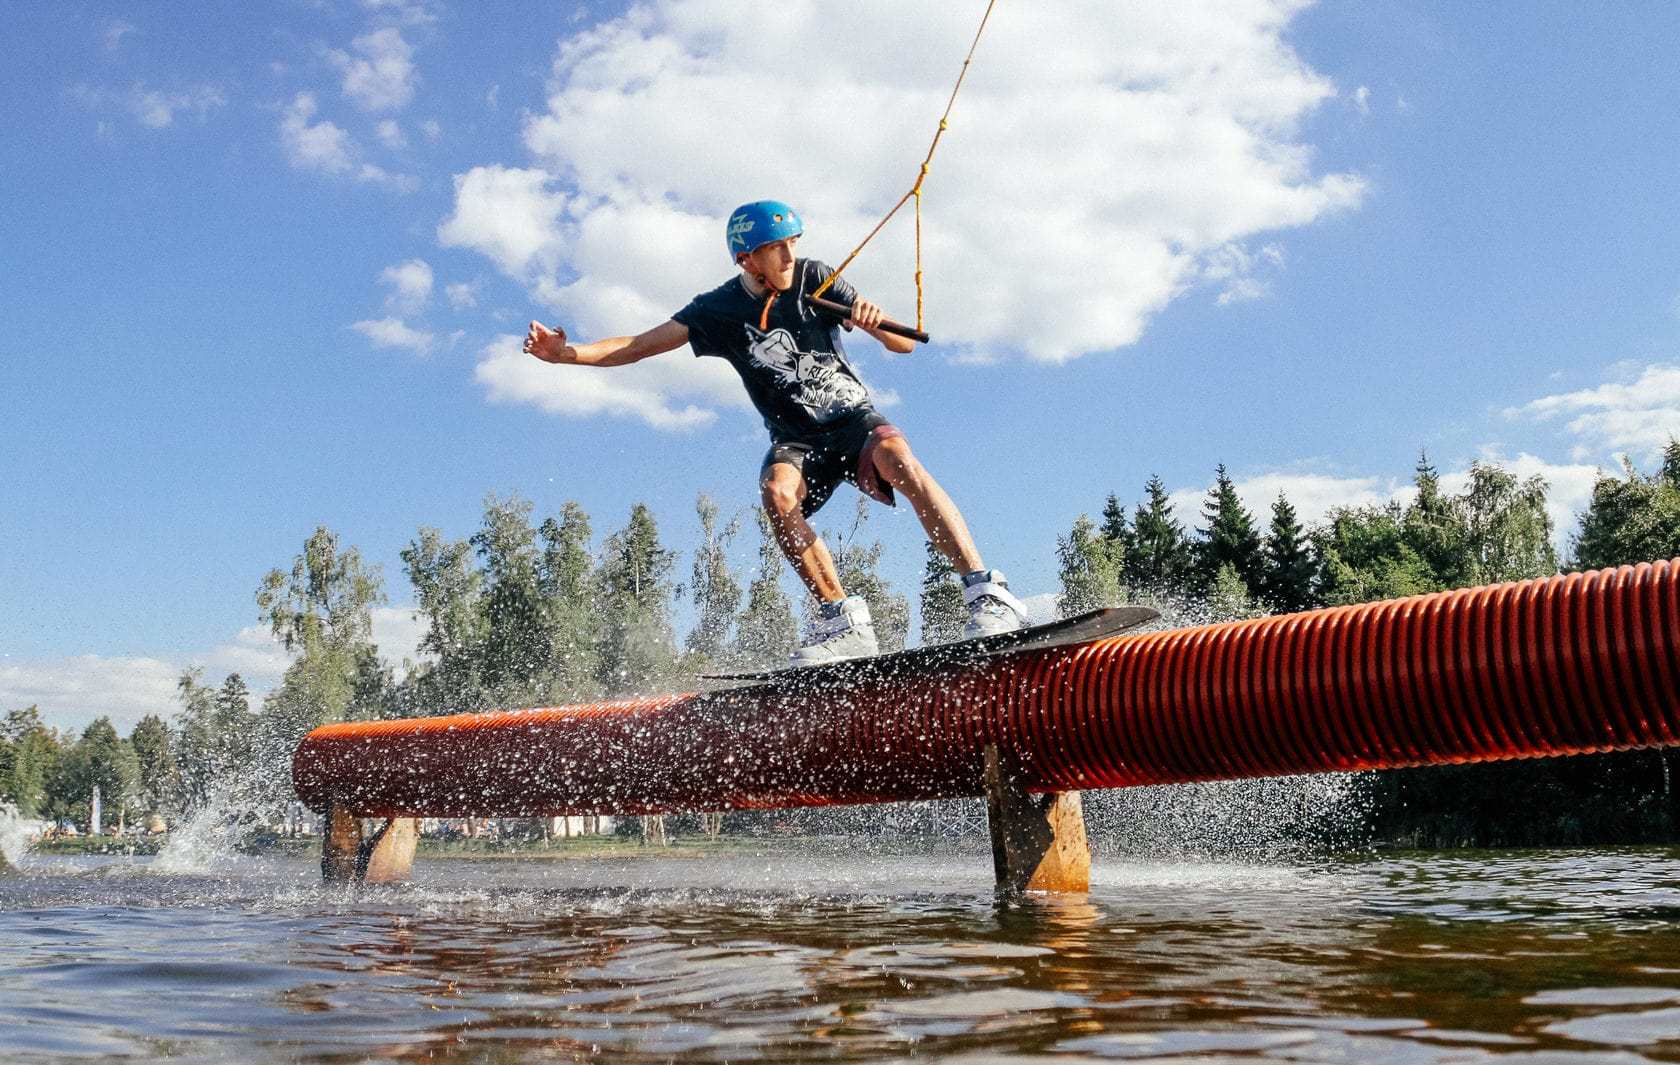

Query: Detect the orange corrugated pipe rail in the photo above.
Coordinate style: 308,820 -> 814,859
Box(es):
293,560 -> 1680,819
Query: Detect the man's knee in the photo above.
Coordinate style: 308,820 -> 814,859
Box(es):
761,469 -> 805,517
872,437 -> 928,492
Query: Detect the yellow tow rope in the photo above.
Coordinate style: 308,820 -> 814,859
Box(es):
810,0 -> 999,334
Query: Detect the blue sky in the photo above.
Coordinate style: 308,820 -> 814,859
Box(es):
4,1 -> 1679,732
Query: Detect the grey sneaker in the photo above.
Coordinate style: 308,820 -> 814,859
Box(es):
962,569 -> 1032,638
791,595 -> 879,665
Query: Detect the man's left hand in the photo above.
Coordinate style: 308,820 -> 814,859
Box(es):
849,299 -> 886,331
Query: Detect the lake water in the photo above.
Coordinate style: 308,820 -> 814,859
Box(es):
4,841 -> 1680,1063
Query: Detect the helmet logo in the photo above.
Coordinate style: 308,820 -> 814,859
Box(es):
727,215 -> 756,250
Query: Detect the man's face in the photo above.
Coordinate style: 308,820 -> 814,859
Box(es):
741,236 -> 799,291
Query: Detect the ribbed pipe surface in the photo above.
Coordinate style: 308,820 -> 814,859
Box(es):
293,560 -> 1680,818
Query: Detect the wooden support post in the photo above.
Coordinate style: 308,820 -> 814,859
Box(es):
984,744 -> 1091,894
321,803 -> 418,884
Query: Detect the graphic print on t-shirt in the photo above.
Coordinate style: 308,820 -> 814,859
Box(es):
744,322 -> 869,425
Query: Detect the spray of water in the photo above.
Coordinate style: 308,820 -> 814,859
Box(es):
0,801 -> 39,872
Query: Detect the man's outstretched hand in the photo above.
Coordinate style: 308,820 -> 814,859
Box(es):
524,320 -> 572,363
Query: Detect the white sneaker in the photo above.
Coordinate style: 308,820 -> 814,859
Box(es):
962,569 -> 1031,639
791,595 -> 879,665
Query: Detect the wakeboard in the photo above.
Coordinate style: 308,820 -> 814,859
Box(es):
701,605 -> 1159,688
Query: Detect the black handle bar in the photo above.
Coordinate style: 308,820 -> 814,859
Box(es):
803,295 -> 930,345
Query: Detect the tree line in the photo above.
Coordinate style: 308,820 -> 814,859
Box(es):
1048,444 -> 1680,847
5,445 -> 1679,845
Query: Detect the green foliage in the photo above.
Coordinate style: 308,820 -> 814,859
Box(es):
1317,458 -> 1556,605
48,717 -> 139,833
734,508 -> 797,667
129,714 -> 179,819
539,502 -> 603,697
257,526 -> 387,739
1458,462 -> 1556,584
1125,475 -> 1195,596
1573,441 -> 1680,568
1206,562 -> 1263,621
472,493 -> 551,703
919,539 -> 965,644
401,525 -> 487,712
1195,465 -> 1265,600
1,707 -> 60,818
1056,514 -> 1123,617
1261,494 -> 1318,613
685,495 -> 743,668
596,502 -> 679,694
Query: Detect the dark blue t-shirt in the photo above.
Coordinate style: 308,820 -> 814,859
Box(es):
673,259 -> 875,440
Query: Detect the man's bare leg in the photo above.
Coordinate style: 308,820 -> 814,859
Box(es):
869,436 -> 985,573
761,462 -> 846,601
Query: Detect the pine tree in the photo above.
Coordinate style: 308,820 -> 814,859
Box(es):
920,539 -> 965,644
596,503 -> 679,694
1056,514 -> 1122,616
735,508 -> 797,667
1196,465 -> 1265,599
1403,451 -> 1467,586
1261,493 -> 1318,613
1126,475 -> 1194,595
686,495 -> 743,667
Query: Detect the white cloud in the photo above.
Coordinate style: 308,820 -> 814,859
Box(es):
103,20 -> 136,52
361,0 -> 440,26
474,334 -> 747,431
376,118 -> 407,149
445,282 -> 478,308
133,84 -> 227,128
1509,363 -> 1680,462
484,0 -> 1361,367
353,316 -> 435,352
280,92 -> 411,188
329,27 -> 417,113
1166,453 -> 1602,550
71,82 -> 227,130
1204,242 -> 1284,305
420,118 -> 442,141
379,258 -> 433,312
1,655 -> 183,736
1168,470 -> 1400,533
2,611 -> 426,735
1353,85 -> 1371,115
437,165 -> 571,278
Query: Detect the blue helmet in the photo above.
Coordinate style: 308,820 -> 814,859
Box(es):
726,200 -> 802,259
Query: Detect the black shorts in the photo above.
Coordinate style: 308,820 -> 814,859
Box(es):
761,411 -> 902,518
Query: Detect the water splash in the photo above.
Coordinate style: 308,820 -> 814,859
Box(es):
152,781 -> 274,875
1087,773 -> 1372,862
0,802 -> 41,871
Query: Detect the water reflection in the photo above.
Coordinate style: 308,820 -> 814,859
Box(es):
2,849 -> 1679,1062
